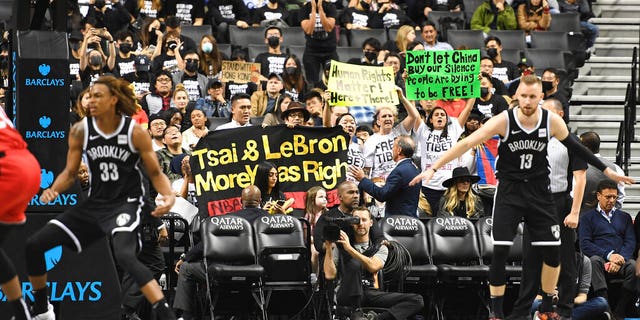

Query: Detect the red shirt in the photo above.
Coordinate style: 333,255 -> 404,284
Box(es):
0,108 -> 27,150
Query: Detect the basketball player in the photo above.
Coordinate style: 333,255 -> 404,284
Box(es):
410,75 -> 634,320
0,108 -> 41,320
25,76 -> 176,320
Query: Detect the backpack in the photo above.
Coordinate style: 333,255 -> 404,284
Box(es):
438,16 -> 465,42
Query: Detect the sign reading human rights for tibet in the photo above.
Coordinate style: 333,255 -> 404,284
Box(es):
327,60 -> 399,106
405,49 -> 481,100
191,126 -> 349,216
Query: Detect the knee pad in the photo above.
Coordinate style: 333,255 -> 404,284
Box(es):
542,246 -> 560,267
489,245 -> 511,286
0,250 -> 16,284
25,231 -> 51,276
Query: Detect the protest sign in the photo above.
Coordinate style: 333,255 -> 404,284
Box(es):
190,126 -> 349,216
327,60 -> 399,106
220,61 -> 261,83
405,49 -> 481,100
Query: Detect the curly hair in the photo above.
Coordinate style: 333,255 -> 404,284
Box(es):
93,75 -> 141,116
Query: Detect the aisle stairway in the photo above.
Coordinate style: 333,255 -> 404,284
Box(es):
569,0 -> 640,213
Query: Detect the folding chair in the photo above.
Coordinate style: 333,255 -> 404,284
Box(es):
281,26 -> 307,46
202,216 -> 266,319
488,30 -> 526,50
446,30 -> 485,50
229,26 -> 268,46
348,29 -> 388,48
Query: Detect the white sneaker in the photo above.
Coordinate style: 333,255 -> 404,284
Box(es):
32,303 -> 55,320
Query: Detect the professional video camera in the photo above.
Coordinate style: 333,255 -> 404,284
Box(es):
322,216 -> 361,242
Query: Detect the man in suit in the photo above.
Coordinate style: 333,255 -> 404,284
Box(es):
349,135 -> 421,217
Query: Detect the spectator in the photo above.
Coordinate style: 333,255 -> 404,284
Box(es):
71,88 -> 90,126
164,16 -> 198,53
254,27 -> 288,77
356,125 -> 373,142
351,135 -> 421,217
262,93 -> 292,126
407,40 -> 425,51
384,52 -> 405,94
131,54 -> 153,99
79,27 -> 116,89
313,181 -> 361,253
224,48 -> 259,99
421,20 -> 454,51
113,30 -> 137,82
473,72 -> 509,119
376,0 -> 414,29
216,93 -> 253,130
165,0 -> 205,25
282,55 -> 308,101
171,155 -> 197,206
436,166 -> 484,218
141,70 -> 174,116
124,0 -> 165,20
479,56 -> 509,96
282,101 -> 311,127
383,25 -> 416,55
301,0 -> 338,87
251,73 -> 284,116
181,109 -> 208,151
558,0 -> 598,50
516,0 -> 551,35
148,114 -> 167,151
579,179 -> 639,319
157,125 -> 191,183
348,37 -> 384,65
208,0 -> 251,43
579,131 -> 625,212
484,36 -> 519,82
471,0 -> 518,34
140,18 -> 164,58
197,35 -> 224,77
68,30 -> 83,82
151,30 -> 183,74
172,50 -> 208,101
254,161 -> 287,213
170,84 -> 194,130
321,108 -> 366,180
164,108 -> 184,129
305,186 -> 328,271
340,0 -> 381,30
542,68 -> 570,123
252,0 -> 289,26
303,91 -> 325,126
194,78 -> 231,118
86,0 -> 131,35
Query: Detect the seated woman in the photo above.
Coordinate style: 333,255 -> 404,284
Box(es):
436,167 -> 484,219
517,0 -> 551,37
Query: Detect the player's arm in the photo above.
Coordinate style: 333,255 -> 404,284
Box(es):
550,114 -> 635,185
40,122 -> 85,203
564,168 -> 585,229
132,123 -> 176,217
409,112 -> 507,186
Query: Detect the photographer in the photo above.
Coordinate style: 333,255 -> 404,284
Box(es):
313,181 -> 361,253
323,207 -> 424,320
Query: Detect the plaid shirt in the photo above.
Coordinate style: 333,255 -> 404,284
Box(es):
156,148 -> 191,183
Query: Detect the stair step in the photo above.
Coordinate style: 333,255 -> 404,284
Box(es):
578,105 -> 625,115
586,83 -> 630,96
571,95 -> 626,104
596,37 -> 639,44
574,75 -> 630,82
598,25 -> 640,37
594,0 -> 640,5
598,6 -> 640,18
587,56 -> 633,63
591,17 -> 640,25
571,114 -> 640,122
593,43 -> 638,57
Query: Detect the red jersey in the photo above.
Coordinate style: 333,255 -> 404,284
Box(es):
0,108 -> 27,150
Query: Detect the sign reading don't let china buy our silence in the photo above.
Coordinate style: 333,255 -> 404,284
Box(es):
405,49 -> 481,100
327,60 -> 399,107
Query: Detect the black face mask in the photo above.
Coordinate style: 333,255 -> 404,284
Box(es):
119,43 -> 132,54
94,0 -> 106,9
486,48 -> 498,59
167,41 -> 178,51
285,67 -> 297,75
267,36 -> 280,48
542,80 -> 554,92
480,87 -> 489,97
90,55 -> 103,66
185,60 -> 199,73
364,51 -> 377,62
360,0 -> 370,10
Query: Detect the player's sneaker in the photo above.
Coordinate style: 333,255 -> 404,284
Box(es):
32,303 -> 55,320
533,310 -> 561,320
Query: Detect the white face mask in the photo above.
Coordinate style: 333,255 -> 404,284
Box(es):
201,42 -> 213,53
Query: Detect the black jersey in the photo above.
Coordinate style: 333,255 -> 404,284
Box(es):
83,116 -> 144,203
496,107 -> 550,181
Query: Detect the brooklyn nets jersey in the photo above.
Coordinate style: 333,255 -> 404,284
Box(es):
83,116 -> 143,203
496,107 -> 551,181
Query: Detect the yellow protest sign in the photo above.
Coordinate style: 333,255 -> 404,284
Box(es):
220,61 -> 261,83
327,60 -> 398,106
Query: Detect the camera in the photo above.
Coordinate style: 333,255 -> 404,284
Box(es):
167,41 -> 178,50
322,216 -> 360,242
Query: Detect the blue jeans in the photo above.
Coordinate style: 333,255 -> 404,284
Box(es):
580,21 -> 599,48
531,296 -> 609,320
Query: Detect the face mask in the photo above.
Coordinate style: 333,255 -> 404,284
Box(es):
267,36 -> 280,48
201,42 -> 213,53
89,55 -> 102,66
360,0 -> 370,10
119,43 -> 132,54
285,67 -> 297,75
364,51 -> 377,62
94,0 -> 106,9
185,60 -> 199,73
542,80 -> 554,92
486,48 -> 498,59
167,41 -> 178,51
480,87 -> 489,97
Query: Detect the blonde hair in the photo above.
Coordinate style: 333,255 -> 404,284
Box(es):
173,83 -> 189,100
92,76 -> 141,116
442,183 -> 478,218
395,25 -> 415,52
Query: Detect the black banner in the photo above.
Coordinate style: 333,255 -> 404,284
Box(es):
191,125 -> 349,216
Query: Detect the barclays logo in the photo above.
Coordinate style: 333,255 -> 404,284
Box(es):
45,245 -> 62,272
25,115 -> 65,139
39,64 -> 51,76
31,168 -> 78,206
40,169 -> 54,189
39,116 -> 51,129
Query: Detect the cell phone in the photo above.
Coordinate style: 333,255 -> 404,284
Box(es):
92,28 -> 107,38
275,200 -> 286,206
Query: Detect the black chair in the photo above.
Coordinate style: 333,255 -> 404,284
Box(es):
247,43 -> 265,61
207,117 -> 229,130
181,25 -> 212,44
488,30 -> 526,50
218,43 -> 232,58
281,26 -> 307,46
446,30 -> 485,50
348,28 -> 388,48
253,215 -> 311,308
160,213 -> 190,296
524,49 -> 566,74
250,116 -> 265,126
500,48 -> 522,65
427,11 -> 466,35
462,0 -> 485,23
475,217 -> 524,283
229,26 -> 267,46
530,31 -> 569,50
336,46 -> 363,63
387,28 -> 398,43
285,45 -> 305,59
202,216 -> 266,319
549,12 -> 581,32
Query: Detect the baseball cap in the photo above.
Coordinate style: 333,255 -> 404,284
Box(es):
134,54 -> 151,72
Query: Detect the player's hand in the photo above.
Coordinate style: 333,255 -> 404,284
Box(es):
603,167 -> 634,185
563,212 -> 579,229
40,189 -> 59,204
409,168 -> 434,186
152,193 -> 175,217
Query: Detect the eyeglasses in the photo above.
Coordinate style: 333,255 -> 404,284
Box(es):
157,77 -> 171,83
288,112 -> 304,118
150,122 -> 166,127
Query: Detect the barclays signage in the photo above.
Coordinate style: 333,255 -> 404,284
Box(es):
24,63 -> 65,87
25,115 -> 65,139
29,168 -> 78,206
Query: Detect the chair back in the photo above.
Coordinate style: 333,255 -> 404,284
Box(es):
427,216 -> 481,264
202,216 -> 256,264
380,215 -> 429,265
